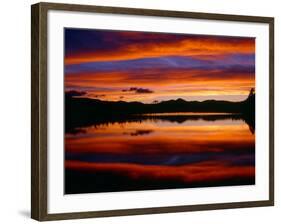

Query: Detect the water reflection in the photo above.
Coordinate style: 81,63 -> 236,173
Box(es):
67,113 -> 255,136
65,114 -> 255,194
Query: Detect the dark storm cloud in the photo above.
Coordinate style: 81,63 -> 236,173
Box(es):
122,87 -> 154,94
65,90 -> 86,97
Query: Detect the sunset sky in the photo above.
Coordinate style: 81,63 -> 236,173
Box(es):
64,28 -> 255,103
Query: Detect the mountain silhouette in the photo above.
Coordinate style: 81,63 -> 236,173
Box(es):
65,89 -> 255,133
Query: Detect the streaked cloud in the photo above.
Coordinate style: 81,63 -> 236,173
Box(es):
65,29 -> 255,65
64,29 -> 255,102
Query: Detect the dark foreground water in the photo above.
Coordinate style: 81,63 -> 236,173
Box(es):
65,113 -> 255,194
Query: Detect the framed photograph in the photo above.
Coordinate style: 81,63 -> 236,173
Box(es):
31,2 -> 274,221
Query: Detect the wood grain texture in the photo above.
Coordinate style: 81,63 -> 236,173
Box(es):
31,3 -> 48,221
269,18 -> 275,204
31,3 -> 40,220
31,2 -> 274,221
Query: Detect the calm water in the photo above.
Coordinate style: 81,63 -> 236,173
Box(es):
65,114 -> 255,194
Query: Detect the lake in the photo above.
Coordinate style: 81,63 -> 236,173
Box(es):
65,113 -> 255,194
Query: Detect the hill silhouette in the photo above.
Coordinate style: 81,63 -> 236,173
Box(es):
65,88 -> 255,133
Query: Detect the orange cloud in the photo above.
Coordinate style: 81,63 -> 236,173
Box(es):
65,69 -> 254,87
65,38 -> 255,65
65,67 -> 254,102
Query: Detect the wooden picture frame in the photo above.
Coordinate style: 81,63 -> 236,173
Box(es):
31,2 -> 274,221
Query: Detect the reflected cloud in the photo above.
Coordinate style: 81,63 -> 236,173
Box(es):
65,160 -> 255,193
123,129 -> 154,136
66,113 -> 255,135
